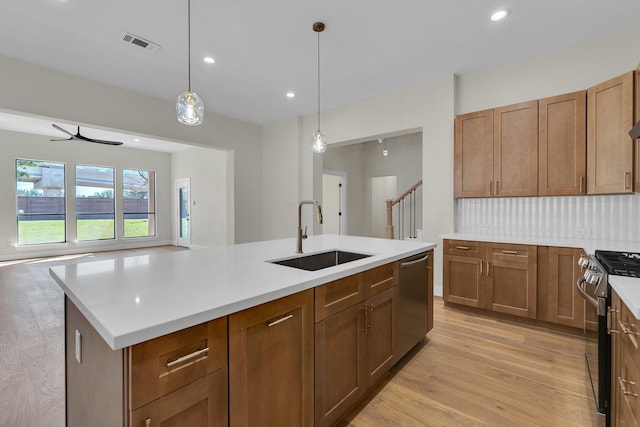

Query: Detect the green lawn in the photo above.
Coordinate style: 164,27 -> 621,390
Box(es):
18,219 -> 153,245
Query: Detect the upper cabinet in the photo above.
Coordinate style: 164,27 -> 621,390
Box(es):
635,68 -> 640,191
454,109 -> 494,198
587,71 -> 634,194
493,101 -> 539,197
454,101 -> 538,198
538,91 -> 587,196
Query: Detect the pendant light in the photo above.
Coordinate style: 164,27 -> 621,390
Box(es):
176,0 -> 204,125
379,138 -> 389,157
311,22 -> 327,153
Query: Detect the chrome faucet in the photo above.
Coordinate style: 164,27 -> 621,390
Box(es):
296,200 -> 323,253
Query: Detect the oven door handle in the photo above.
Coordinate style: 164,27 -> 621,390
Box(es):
576,277 -> 598,309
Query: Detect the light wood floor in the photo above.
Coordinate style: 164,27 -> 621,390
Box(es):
1,247 -> 599,426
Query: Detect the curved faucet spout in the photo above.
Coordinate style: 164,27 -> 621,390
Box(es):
297,200 -> 323,254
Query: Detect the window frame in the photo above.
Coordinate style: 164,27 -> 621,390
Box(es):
75,163 -> 116,242
122,168 -> 157,239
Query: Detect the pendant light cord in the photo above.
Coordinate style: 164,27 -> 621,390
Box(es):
188,0 -> 192,92
317,29 -> 321,131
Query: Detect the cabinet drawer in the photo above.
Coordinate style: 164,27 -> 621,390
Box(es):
489,243 -> 533,259
364,262 -> 398,298
130,367 -> 228,427
445,240 -> 482,257
315,273 -> 365,322
128,316 -> 228,410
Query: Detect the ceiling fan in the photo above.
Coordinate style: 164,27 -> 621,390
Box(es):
50,124 -> 123,146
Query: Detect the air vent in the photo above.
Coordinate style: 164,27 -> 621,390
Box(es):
122,33 -> 161,52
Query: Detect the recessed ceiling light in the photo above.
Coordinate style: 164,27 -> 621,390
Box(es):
286,92 -> 295,98
203,56 -> 215,64
491,8 -> 510,22
133,138 -> 140,142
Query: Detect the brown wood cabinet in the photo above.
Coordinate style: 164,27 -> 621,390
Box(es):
443,239 -> 485,308
587,71 -> 635,194
444,239 -> 536,319
228,289 -> 314,427
314,263 -> 398,427
454,109 -> 494,198
537,246 -> 586,328
538,92 -> 587,196
454,101 -> 538,198
611,289 -> 640,426
485,242 -> 537,319
635,67 -> 640,192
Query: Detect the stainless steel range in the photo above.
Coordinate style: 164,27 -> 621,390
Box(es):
577,250 -> 640,427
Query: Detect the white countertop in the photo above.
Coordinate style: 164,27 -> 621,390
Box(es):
441,232 -> 640,318
49,235 -> 435,350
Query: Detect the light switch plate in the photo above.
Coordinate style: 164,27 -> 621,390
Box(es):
75,329 -> 82,363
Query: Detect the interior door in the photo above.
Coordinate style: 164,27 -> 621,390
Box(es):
176,178 -> 191,248
322,172 -> 345,235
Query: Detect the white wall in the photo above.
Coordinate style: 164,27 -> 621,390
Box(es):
0,129 -> 172,260
171,146 -> 232,248
0,54 -> 263,244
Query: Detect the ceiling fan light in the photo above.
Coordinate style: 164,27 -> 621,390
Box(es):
176,91 -> 204,125
311,130 -> 327,153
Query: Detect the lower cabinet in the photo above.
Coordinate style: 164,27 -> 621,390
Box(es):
228,289 -> 314,427
444,239 -> 536,319
314,263 -> 398,427
611,289 -> 640,426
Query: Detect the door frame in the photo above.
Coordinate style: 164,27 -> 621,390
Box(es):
322,169 -> 347,235
175,178 -> 191,248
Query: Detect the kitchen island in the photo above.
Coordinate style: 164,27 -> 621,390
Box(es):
50,234 -> 435,426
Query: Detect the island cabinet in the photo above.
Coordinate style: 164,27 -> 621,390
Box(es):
454,100 -> 538,198
314,262 -> 398,427
537,246 -> 587,329
587,71 -> 635,195
635,67 -> 640,192
64,296 -> 228,427
228,289 -> 314,427
538,91 -> 587,196
444,239 -> 537,319
610,289 -> 640,426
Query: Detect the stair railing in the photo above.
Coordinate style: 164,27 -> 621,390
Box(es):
385,180 -> 422,239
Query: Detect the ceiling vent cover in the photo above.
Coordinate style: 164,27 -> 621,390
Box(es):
122,33 -> 161,52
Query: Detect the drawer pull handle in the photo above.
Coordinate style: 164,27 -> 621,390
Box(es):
267,314 -> 293,327
166,347 -> 209,368
619,377 -> 639,397
144,419 -> 151,427
456,246 -> 470,250
360,307 -> 367,334
618,320 -> 639,336
502,250 -> 519,255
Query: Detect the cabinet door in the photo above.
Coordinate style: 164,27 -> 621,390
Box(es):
454,109 -> 494,198
587,71 -> 634,194
486,243 -> 537,319
611,290 -> 622,427
130,368 -> 228,427
229,290 -> 314,427
539,92 -> 587,196
366,287 -> 398,386
314,304 -> 366,427
493,100 -> 539,197
443,254 -> 485,308
545,247 -> 585,328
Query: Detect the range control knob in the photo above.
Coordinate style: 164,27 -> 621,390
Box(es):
578,256 -> 590,268
587,271 -> 602,285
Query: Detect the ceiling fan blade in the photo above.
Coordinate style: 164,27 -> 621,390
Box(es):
52,123 -> 76,137
50,137 -> 73,142
81,137 -> 124,146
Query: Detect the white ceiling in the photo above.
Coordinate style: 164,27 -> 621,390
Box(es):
1,0 -> 640,150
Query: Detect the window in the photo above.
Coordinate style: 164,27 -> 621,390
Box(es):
16,159 -> 66,245
123,169 -> 156,238
76,165 -> 115,241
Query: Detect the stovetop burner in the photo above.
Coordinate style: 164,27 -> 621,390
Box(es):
595,250 -> 640,278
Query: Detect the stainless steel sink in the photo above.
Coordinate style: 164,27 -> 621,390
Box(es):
270,250 -> 371,271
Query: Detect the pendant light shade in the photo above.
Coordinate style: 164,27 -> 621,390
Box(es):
176,0 -> 204,125
311,22 -> 327,153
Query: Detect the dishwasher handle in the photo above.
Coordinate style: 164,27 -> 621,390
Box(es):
400,254 -> 429,268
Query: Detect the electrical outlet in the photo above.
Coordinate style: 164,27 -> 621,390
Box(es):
75,329 -> 82,363
479,224 -> 490,232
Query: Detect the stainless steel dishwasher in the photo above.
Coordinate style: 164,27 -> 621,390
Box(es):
397,251 -> 431,360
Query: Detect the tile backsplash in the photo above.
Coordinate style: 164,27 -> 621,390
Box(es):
455,194 -> 640,242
